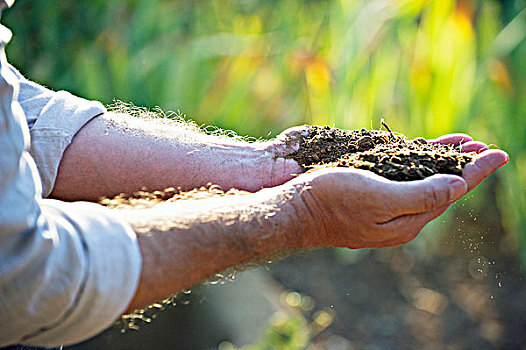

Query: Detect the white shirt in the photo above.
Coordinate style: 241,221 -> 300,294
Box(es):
0,2 -> 142,346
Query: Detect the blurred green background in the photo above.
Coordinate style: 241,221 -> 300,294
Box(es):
5,0 -> 526,349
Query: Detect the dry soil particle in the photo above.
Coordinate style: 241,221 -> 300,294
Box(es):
288,125 -> 475,181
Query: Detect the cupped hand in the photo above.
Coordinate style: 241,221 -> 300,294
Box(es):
289,168 -> 468,249
285,133 -> 508,249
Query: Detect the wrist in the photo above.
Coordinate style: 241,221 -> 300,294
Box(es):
251,181 -> 318,250
274,172 -> 338,249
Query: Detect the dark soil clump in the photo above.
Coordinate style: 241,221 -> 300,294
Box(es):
289,125 -> 475,181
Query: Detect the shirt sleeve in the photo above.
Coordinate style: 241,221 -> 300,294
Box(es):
0,26 -> 142,348
9,65 -> 107,198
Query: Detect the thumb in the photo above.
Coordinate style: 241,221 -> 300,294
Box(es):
391,174 -> 468,215
265,125 -> 309,157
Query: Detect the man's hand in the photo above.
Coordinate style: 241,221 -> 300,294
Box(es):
279,133 -> 508,249
286,169 -> 467,249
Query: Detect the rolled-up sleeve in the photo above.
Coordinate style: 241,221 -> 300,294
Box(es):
0,200 -> 142,347
9,65 -> 106,197
0,24 -> 142,348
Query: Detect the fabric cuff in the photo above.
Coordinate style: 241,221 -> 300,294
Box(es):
10,65 -> 106,197
24,200 -> 142,347
29,92 -> 106,197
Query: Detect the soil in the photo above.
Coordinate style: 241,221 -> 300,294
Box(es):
289,125 -> 475,181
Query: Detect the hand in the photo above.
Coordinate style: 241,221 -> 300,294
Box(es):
287,168 -> 467,249
283,133 -> 508,249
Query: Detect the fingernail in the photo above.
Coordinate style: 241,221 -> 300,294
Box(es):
449,179 -> 468,201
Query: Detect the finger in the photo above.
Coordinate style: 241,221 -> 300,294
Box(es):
457,141 -> 489,153
271,125 -> 310,155
270,157 -> 304,183
377,205 -> 450,248
462,149 -> 509,191
387,174 -> 467,216
428,134 -> 473,146
277,125 -> 309,140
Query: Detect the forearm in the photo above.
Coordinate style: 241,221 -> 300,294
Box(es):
119,186 -> 309,312
50,112 -> 300,201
